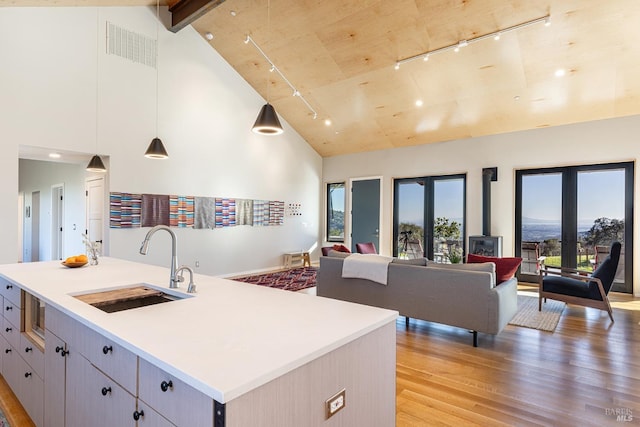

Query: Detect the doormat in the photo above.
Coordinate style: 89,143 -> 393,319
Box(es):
231,267 -> 317,292
509,293 -> 566,332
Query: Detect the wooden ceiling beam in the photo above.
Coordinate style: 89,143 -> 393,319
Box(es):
168,0 -> 225,33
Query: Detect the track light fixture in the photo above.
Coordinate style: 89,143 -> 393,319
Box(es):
245,35 -> 319,125
395,14 -> 551,68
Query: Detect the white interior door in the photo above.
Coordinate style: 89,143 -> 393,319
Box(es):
51,184 -> 64,260
85,177 -> 105,248
18,192 -> 24,262
31,191 -> 40,262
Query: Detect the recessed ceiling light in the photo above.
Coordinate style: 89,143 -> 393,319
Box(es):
494,33 -> 501,41
324,119 -> 332,126
555,68 -> 566,77
415,100 -> 423,107
230,10 -> 237,17
49,153 -> 61,159
514,95 -> 521,101
423,54 -> 429,62
205,32 -> 214,41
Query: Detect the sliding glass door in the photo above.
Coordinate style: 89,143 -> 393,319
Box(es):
516,162 -> 633,292
394,174 -> 466,262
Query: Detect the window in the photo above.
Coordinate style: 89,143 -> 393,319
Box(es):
515,162 -> 633,292
393,174 -> 466,262
327,182 -> 345,242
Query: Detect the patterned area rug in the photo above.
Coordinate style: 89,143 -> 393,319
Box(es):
509,293 -> 566,332
232,267 -> 317,292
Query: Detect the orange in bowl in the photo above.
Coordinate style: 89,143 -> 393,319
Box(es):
62,255 -> 88,268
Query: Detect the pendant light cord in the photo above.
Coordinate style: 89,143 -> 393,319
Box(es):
156,0 -> 160,136
266,0 -> 270,103
95,5 -> 99,154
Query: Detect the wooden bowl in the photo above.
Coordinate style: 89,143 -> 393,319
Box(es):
61,261 -> 88,268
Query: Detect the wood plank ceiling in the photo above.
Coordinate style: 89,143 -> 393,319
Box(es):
4,1 -> 640,157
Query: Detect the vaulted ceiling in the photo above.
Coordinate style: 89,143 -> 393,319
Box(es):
5,1 -> 640,157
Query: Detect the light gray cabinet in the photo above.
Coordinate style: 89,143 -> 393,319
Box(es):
44,329 -> 67,427
139,357 -> 213,427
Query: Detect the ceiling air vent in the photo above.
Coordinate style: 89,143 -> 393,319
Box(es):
106,21 -> 157,68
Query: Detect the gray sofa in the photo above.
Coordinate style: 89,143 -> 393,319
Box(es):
317,255 -> 518,346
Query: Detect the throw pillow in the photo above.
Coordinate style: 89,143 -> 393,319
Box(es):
327,250 -> 350,259
332,244 -> 351,253
429,262 -> 496,286
467,253 -> 522,283
391,258 -> 428,266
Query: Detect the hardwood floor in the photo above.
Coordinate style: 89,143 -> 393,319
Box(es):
0,288 -> 638,427
397,288 -> 640,426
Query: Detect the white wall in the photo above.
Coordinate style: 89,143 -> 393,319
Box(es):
323,115 -> 640,295
1,7 -> 322,276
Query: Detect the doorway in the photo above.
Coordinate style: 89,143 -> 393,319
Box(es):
351,178 -> 381,253
393,174 -> 466,261
85,177 -> 105,249
515,162 -> 633,292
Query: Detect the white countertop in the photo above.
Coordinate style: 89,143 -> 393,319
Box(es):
0,258 -> 398,403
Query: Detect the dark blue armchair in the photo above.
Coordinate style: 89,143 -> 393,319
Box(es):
538,241 -> 621,322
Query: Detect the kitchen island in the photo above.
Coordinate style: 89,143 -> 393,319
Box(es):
0,257 -> 397,426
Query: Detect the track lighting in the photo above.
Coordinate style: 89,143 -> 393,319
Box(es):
395,14 -> 551,68
245,35 -> 320,128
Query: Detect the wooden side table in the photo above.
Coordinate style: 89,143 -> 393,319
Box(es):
283,252 -> 311,268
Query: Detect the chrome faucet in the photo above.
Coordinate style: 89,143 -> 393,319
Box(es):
176,265 -> 196,293
139,225 -> 179,288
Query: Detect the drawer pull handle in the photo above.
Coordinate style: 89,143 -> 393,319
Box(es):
160,380 -> 173,392
24,372 -> 32,378
5,327 -> 11,332
25,347 -> 32,353
6,285 -> 12,290
132,410 -> 145,421
55,346 -> 68,357
101,387 -> 112,396
102,345 -> 113,355
5,306 -> 12,311
5,349 -> 10,354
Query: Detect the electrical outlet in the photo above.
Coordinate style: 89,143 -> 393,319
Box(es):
325,389 -> 346,419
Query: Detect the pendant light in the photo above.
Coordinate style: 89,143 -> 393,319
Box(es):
87,5 -> 107,173
145,0 -> 169,159
252,0 -> 283,135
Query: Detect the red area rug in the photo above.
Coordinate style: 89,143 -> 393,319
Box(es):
232,267 -> 317,292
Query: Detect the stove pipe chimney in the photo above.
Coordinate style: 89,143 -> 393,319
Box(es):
482,167 -> 497,236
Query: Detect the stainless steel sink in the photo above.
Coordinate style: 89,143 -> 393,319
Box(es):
73,284 -> 190,313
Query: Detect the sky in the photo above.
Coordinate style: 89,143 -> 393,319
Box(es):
523,169 -> 625,223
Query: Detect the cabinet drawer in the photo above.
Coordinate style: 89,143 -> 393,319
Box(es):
66,352 -> 136,427
73,320 -> 138,394
1,314 -> 21,350
139,358 -> 213,427
18,355 -> 44,427
46,305 -> 138,394
2,340 -> 22,401
0,277 -> 21,307
20,333 -> 44,378
3,300 -> 21,330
